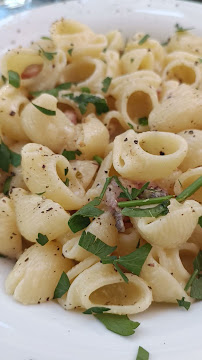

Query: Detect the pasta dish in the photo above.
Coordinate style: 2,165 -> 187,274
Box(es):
0,19 -> 202,344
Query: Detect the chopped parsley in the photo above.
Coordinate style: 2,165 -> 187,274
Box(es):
94,314 -> 140,336
63,93 -> 109,115
64,178 -> 69,187
118,195 -> 173,208
138,117 -> 148,126
67,48 -> 73,56
93,155 -> 103,165
0,141 -> 21,172
175,24 -> 194,33
31,82 -> 72,98
161,38 -> 170,46
8,70 -> 20,88
198,58 -> 202,63
36,233 -> 49,246
130,58 -> 134,63
80,87 -> 91,93
184,250 -> 202,299
32,103 -> 56,116
3,176 -> 13,196
121,200 -> 170,218
53,271 -> 70,299
177,297 -> 191,311
101,77 -> 112,93
138,34 -> 150,45
128,123 -> 134,129
79,231 -> 117,258
83,307 -> 110,315
62,149 -> 82,161
39,46 -> 57,61
64,168 -> 69,176
198,216 -> 202,227
136,346 -> 149,360
41,36 -> 52,41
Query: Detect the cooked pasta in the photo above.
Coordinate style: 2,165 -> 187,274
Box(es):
1,19 -> 202,337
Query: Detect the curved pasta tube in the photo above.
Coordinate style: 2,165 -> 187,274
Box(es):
61,57 -> 106,93
131,199 -> 202,249
21,143 -> 86,210
50,19 -> 107,59
62,211 -> 118,261
155,169 -> 182,195
5,241 -> 74,305
21,94 -> 76,153
159,80 -> 179,102
178,129 -> 202,172
113,130 -> 188,181
10,188 -> 70,242
70,160 -> 98,190
1,48 -> 66,92
0,196 -> 22,258
62,262 -> 152,315
106,30 -> 125,52
0,85 -> 29,141
167,32 -> 202,56
189,225 -> 202,249
101,50 -> 121,79
141,248 -> 192,303
111,79 -> 158,131
125,33 -> 165,72
121,49 -> 154,74
75,114 -> 109,159
66,255 -> 99,282
149,84 -> 202,132
117,227 -> 143,257
86,151 -> 113,200
162,59 -> 201,88
174,167 -> 202,202
102,110 -> 125,142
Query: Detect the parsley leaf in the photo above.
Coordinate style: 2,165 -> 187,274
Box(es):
80,87 -> 91,93
32,103 -> 56,116
3,176 -> 13,196
67,48 -> 73,56
31,82 -> 72,98
36,233 -> 49,246
185,250 -> 202,297
136,346 -> 149,360
138,34 -> 150,45
63,93 -> 109,115
79,231 -> 117,258
0,141 -> 21,172
83,307 -> 110,314
176,176 -> 202,202
138,117 -> 148,126
102,77 -> 112,93
64,178 -> 69,186
53,271 -> 70,299
121,200 -> 170,218
118,195 -> 173,208
93,155 -> 103,165
41,36 -> 52,40
190,277 -> 202,300
128,123 -> 134,129
62,149 -> 82,161
8,70 -> 20,88
198,216 -> 202,227
177,297 -> 191,311
39,46 -> 57,61
36,191 -> 45,196
116,243 -> 152,276
94,314 -> 140,336
113,262 -> 129,283
175,24 -> 194,33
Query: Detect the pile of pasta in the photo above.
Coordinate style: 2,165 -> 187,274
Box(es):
1,19 -> 202,322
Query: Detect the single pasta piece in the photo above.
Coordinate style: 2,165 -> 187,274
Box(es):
113,130 -> 188,181
178,129 -> 202,172
61,262 -> 152,315
62,211 -> 118,261
162,59 -> 201,89
0,196 -> 22,258
102,110 -> 125,142
5,241 -> 74,305
106,30 -> 125,52
131,198 -> 202,249
141,247 -> 192,303
21,143 -> 86,210
70,160 -> 98,190
167,32 -> 202,56
66,255 -> 99,282
174,167 -> 202,203
155,169 -> 182,195
10,188 -> 70,242
149,84 -> 202,132
0,84 -> 29,141
21,94 -> 76,153
101,50 -> 121,78
120,49 -> 154,74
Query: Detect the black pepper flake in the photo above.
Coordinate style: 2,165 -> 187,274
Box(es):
134,140 -> 138,144
160,151 -> 165,155
124,138 -> 128,142
25,257 -> 29,262
46,207 -> 53,212
9,111 -> 16,116
189,130 -> 194,134
42,164 -> 46,169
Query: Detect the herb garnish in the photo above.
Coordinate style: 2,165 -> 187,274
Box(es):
198,216 -> 202,227
31,82 -> 72,98
0,141 -> 21,172
138,117 -> 148,126
36,233 -> 49,246
175,24 -> 194,33
63,93 -> 109,115
39,46 -> 57,61
8,70 -> 20,88
177,297 -> 191,311
102,77 -> 112,93
3,176 -> 13,196
128,123 -> 134,129
67,48 -> 73,56
80,87 -> 91,93
184,250 -> 202,299
121,200 -> 170,218
53,271 -> 70,299
79,231 -> 117,258
138,34 -> 150,45
62,149 -> 82,161
32,103 -> 56,116
41,36 -> 52,40
136,346 -> 149,360
64,178 -> 69,186
83,307 -> 110,314
93,155 -> 103,165
176,176 -> 202,202
118,195 -> 173,208
94,314 -> 140,336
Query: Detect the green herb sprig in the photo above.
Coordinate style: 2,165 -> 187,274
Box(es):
63,93 -> 109,115
0,141 -> 21,172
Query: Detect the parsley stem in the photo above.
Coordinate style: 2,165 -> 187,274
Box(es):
176,176 -> 202,203
93,155 -> 103,165
118,195 -> 174,208
184,269 -> 198,292
99,176 -> 113,200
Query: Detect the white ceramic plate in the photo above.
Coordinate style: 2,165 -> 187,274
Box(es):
0,1 -> 202,359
